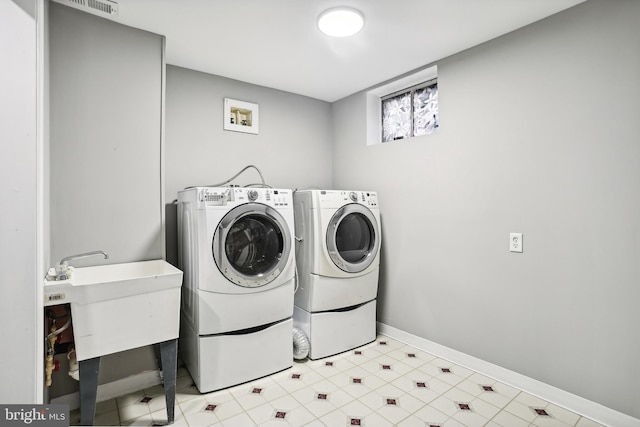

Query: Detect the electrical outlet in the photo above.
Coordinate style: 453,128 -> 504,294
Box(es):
510,233 -> 523,253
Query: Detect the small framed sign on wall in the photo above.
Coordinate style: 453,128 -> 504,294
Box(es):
224,98 -> 259,134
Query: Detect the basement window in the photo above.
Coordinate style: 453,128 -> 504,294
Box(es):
381,80 -> 438,142
367,65 -> 438,145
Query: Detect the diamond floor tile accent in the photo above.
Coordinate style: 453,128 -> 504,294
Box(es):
533,407 -> 552,417
69,334 -> 608,427
456,402 -> 472,411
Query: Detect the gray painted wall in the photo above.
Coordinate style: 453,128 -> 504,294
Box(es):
164,66 -> 333,265
49,3 -> 163,267
0,0 -> 39,404
48,3 -> 164,392
332,0 -> 640,418
165,65 -> 333,198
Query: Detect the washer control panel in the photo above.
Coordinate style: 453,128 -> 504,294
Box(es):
199,188 -> 231,205
197,187 -> 291,207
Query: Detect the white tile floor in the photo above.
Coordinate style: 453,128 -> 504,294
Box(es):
71,334 -> 606,426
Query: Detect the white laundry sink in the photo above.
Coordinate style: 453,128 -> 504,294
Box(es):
44,260 -> 183,361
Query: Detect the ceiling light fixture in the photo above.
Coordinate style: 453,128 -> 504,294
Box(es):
317,7 -> 364,37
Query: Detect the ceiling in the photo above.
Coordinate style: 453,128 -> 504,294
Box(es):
91,0 -> 585,102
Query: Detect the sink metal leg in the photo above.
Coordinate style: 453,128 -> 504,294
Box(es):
77,341 -> 176,426
79,356 -> 100,426
159,339 -> 178,424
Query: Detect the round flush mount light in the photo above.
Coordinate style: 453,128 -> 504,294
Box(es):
317,7 -> 364,37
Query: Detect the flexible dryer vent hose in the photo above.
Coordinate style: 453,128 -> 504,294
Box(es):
292,327 -> 310,360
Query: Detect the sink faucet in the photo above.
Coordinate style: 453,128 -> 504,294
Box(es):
55,250 -> 109,280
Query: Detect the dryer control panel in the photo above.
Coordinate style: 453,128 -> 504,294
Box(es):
317,190 -> 378,208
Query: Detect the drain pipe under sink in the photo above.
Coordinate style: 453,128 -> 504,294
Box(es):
67,349 -> 79,381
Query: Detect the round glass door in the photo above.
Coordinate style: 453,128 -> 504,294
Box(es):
326,204 -> 379,273
213,204 -> 291,287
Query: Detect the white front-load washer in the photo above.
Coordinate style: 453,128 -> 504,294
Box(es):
293,190 -> 381,359
177,186 -> 295,392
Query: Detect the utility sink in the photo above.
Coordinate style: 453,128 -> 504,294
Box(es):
44,260 -> 183,361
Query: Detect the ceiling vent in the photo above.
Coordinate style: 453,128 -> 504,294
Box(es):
51,0 -> 119,16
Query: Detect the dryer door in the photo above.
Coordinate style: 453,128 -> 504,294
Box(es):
326,204 -> 380,273
213,203 -> 291,287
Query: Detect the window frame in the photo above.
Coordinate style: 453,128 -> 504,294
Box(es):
381,78 -> 438,142
366,65 -> 438,146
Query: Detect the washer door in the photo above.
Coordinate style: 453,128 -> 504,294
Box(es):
326,204 -> 379,273
213,203 -> 291,287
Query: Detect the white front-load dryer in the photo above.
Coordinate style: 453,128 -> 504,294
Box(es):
178,186 -> 295,392
293,190 -> 381,359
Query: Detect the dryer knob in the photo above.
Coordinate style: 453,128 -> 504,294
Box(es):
247,189 -> 259,201
349,192 -> 358,202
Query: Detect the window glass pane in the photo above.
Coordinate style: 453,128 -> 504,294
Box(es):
382,92 -> 411,142
413,84 -> 438,136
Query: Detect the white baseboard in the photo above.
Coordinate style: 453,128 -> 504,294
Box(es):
50,369 -> 161,411
377,322 -> 640,427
